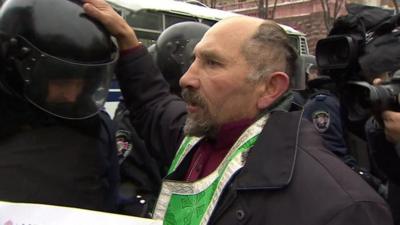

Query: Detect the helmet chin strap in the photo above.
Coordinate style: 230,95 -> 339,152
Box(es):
0,74 -> 25,100
0,62 -> 25,99
0,34 -> 26,98
0,79 -> 13,95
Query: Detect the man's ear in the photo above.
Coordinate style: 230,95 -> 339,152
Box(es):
257,72 -> 289,110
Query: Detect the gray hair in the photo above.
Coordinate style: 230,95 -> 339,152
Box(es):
241,20 -> 298,83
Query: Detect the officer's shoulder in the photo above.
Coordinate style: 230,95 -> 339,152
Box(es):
309,90 -> 333,101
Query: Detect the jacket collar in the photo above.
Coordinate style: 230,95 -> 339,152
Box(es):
233,105 -> 303,190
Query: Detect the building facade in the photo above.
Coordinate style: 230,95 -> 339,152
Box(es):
217,0 -> 384,53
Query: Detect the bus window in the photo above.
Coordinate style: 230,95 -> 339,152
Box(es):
125,10 -> 163,31
165,13 -> 197,28
200,19 -> 217,26
124,10 -> 163,46
135,30 -> 159,46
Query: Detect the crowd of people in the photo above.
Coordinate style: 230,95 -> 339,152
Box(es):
0,0 -> 399,224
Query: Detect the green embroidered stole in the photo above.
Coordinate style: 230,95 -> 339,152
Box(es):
153,114 -> 269,225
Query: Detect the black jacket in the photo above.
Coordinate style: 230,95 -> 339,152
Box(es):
0,108 -> 119,212
117,46 -> 393,225
114,100 -> 165,217
365,118 -> 400,185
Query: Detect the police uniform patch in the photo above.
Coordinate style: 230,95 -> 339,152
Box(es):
312,111 -> 330,133
116,130 -> 133,164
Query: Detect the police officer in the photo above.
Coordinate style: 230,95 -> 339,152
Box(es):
115,21 -> 210,217
293,56 -> 350,161
0,0 -> 119,211
154,22 -> 210,95
301,61 -> 389,198
302,65 -> 349,159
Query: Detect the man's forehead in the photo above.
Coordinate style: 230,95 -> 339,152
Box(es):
194,28 -> 245,57
194,39 -> 235,62
195,46 -> 221,59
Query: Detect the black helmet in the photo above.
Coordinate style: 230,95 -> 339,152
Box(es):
147,43 -> 157,64
156,22 -> 209,94
0,0 -> 118,119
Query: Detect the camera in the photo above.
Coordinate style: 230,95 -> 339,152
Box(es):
342,77 -> 400,121
316,35 -> 358,74
315,4 -> 400,121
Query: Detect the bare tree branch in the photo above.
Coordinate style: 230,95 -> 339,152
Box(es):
258,0 -> 267,18
320,0 -> 331,31
210,0 -> 216,8
320,0 -> 345,31
333,0 -> 345,19
392,0 -> 399,14
271,0 -> 278,19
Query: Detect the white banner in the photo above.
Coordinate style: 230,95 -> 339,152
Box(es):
0,201 -> 162,225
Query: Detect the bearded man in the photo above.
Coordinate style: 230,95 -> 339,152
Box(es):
84,0 -> 393,224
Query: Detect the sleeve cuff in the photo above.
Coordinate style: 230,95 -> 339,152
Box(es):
120,43 -> 145,57
395,141 -> 400,158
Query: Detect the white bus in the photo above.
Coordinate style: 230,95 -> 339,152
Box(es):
105,0 -> 310,116
107,0 -> 309,54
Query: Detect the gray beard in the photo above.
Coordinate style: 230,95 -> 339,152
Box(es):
181,88 -> 219,138
183,116 -> 218,138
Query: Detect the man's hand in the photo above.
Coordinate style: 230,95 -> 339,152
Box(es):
373,78 -> 400,144
382,110 -> 400,144
83,0 -> 140,50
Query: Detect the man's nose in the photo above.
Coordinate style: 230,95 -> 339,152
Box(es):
61,84 -> 82,103
62,91 -> 79,103
179,62 -> 200,89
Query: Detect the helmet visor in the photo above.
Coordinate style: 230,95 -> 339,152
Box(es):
15,37 -> 118,119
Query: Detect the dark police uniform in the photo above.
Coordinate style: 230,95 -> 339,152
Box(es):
297,87 -> 386,195
0,104 -> 119,212
0,0 -> 119,212
114,100 -> 165,217
303,90 -> 348,157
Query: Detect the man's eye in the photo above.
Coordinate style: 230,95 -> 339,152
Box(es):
189,55 -> 195,63
206,60 -> 219,67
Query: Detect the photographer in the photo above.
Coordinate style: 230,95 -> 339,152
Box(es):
366,77 -> 400,185
365,78 -> 400,225
382,110 -> 400,148
316,4 -> 400,224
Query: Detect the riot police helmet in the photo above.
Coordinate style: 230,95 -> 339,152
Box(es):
156,21 -> 209,94
0,0 -> 118,119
